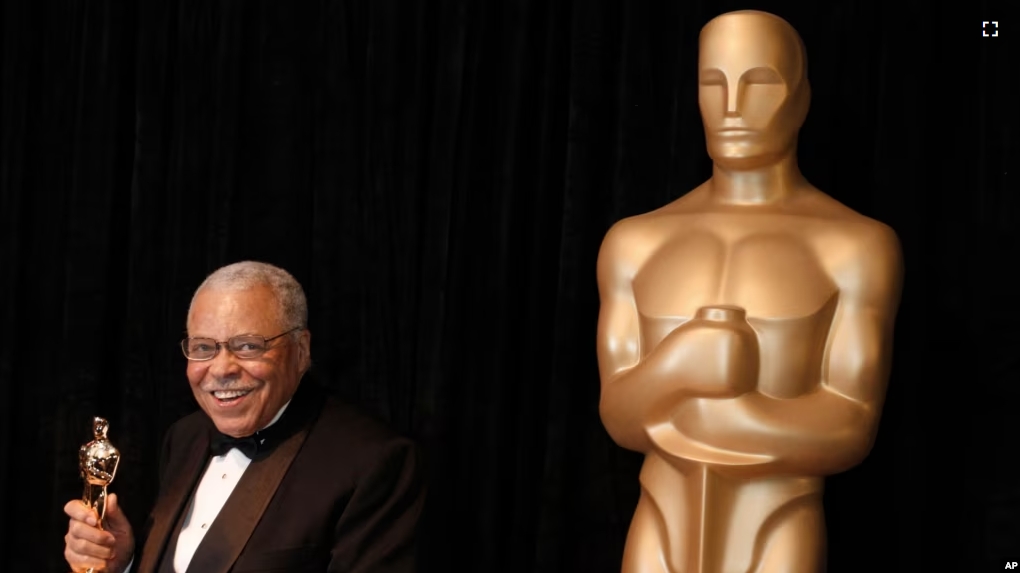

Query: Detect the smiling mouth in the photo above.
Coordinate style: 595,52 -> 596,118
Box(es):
210,389 -> 253,404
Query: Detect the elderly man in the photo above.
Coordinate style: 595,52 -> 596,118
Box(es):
64,261 -> 425,572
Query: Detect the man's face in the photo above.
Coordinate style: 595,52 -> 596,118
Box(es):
698,15 -> 807,168
186,285 -> 310,438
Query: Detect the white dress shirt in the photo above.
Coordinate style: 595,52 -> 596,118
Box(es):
172,447 -> 253,571
123,402 -> 289,573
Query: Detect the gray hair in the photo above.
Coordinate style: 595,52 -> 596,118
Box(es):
189,261 -> 308,331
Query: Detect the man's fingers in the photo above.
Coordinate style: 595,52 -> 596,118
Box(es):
106,493 -> 120,514
65,531 -> 117,560
64,544 -> 109,572
68,519 -> 117,546
64,496 -> 126,573
64,499 -> 98,526
105,493 -> 129,528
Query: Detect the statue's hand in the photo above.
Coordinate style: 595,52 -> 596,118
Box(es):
649,307 -> 759,398
84,465 -> 114,486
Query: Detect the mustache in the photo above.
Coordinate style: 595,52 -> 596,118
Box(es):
200,379 -> 258,393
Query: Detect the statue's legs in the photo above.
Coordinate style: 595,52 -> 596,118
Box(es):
622,453 -> 827,573
622,492 -> 671,573
82,483 -> 108,523
750,497 -> 826,573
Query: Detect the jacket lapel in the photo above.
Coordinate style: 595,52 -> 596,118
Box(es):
136,432 -> 211,573
183,421 -> 310,573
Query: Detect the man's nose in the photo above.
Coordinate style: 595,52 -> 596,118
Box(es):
207,346 -> 242,377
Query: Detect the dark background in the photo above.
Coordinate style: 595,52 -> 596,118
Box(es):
0,0 -> 1015,571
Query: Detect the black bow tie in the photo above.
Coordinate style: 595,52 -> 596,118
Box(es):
209,431 -> 267,458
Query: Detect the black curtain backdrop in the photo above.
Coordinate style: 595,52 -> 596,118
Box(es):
0,0 -> 1015,571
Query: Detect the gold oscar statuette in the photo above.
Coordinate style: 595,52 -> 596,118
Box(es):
78,417 -> 121,573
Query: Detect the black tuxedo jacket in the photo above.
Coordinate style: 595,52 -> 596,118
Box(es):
133,380 -> 425,573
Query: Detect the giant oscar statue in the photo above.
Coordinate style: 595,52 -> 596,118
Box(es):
596,10 -> 903,573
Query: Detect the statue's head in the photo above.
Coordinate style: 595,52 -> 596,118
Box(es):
93,417 -> 109,439
698,10 -> 810,170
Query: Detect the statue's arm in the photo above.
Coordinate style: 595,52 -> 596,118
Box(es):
670,224 -> 904,475
84,458 -> 114,483
596,221 -> 679,453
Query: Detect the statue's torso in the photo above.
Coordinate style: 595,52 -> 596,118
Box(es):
633,210 -> 841,399
617,190 -> 875,573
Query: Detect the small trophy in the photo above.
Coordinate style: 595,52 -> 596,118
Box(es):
78,417 -> 121,573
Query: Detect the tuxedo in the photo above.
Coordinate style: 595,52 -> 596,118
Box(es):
133,379 -> 425,573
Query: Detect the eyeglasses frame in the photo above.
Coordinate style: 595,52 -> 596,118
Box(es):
180,326 -> 304,361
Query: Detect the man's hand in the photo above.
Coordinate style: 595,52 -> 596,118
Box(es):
64,493 -> 135,573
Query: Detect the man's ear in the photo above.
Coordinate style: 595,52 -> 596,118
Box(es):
297,329 -> 312,373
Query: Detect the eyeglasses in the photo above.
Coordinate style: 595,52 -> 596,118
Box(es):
181,327 -> 302,361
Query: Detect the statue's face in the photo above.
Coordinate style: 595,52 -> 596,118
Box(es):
698,13 -> 809,169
